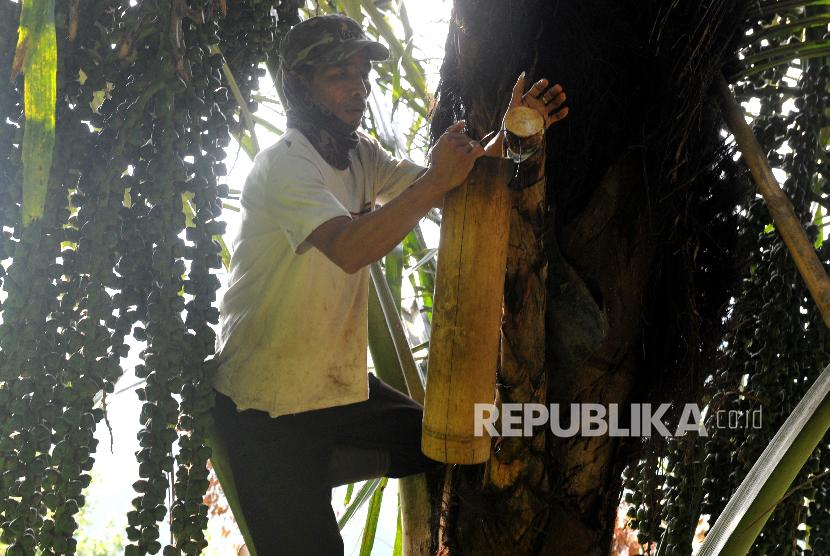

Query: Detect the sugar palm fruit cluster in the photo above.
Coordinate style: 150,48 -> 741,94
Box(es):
0,1 -> 104,554
729,59 -> 829,556
622,447 -> 663,549
215,0 -> 275,138
120,85 -> 191,556
100,1 -> 225,554
167,4 -> 229,554
0,0 -> 256,551
271,0 -> 303,78
695,54 -> 830,556
105,11 -> 192,556
0,200 -> 66,556
621,8 -> 830,554
655,437 -> 706,556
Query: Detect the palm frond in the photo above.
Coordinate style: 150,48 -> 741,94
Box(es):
211,44 -> 260,153
735,2 -> 830,79
338,478 -> 382,530
358,477 -> 388,555
697,364 -> 830,555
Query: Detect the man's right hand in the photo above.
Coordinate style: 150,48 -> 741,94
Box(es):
425,120 -> 485,194
306,121 -> 485,274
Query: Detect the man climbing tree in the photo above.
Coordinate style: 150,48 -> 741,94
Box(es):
207,13 -> 568,555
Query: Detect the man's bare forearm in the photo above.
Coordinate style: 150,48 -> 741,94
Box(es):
308,121 -> 486,272
335,171 -> 446,272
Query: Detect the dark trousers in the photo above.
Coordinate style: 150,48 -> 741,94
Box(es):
210,373 -> 443,555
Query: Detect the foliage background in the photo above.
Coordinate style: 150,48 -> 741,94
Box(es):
1,0 -> 830,554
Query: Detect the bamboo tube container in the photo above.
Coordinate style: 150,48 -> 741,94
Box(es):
422,155 -> 516,464
503,106 -> 545,163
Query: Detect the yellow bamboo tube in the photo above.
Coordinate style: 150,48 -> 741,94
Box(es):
422,156 -> 515,464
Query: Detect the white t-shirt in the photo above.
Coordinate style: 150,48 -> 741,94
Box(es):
209,128 -> 426,417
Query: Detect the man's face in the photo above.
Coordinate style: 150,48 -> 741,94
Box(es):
304,50 -> 372,127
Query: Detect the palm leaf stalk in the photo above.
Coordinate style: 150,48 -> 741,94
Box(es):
210,43 -> 260,153
369,262 -> 426,403
368,263 -> 435,556
14,0 -> 57,227
358,477 -> 389,556
338,478 -> 383,530
718,74 -> 830,327
369,278 -> 410,395
698,364 -> 830,555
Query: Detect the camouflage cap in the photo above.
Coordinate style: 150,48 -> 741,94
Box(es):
279,14 -> 389,72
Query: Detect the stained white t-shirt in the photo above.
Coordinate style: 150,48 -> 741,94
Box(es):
209,128 -> 426,417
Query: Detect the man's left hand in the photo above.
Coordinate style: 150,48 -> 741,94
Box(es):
509,72 -> 569,130
483,72 -> 569,157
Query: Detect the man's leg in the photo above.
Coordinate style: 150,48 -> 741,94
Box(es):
211,390 -> 345,555
325,443 -> 391,488
325,374 -> 444,479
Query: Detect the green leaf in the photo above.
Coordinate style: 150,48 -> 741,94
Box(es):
342,0 -> 364,23
406,114 -> 425,154
369,263 -> 425,403
182,193 -> 232,270
369,280 -> 410,395
697,363 -> 830,555
393,490 -> 402,556
238,132 -> 257,159
16,0 -> 57,227
384,246 -> 404,308
363,0 -> 429,113
814,205 -> 824,249
229,129 -> 257,161
741,40 -> 830,68
211,44 -> 259,153
181,192 -> 195,227
741,46 -> 830,79
216,235 -> 232,271
403,228 -> 436,321
204,423 -> 261,556
343,482 -> 355,506
746,13 -> 830,45
338,478 -> 381,530
358,477 -> 387,556
749,0 -> 830,17
399,1 -> 414,42
251,114 -> 284,137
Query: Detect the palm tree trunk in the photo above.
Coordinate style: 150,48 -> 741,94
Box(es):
430,2 -> 660,553
541,151 -> 656,554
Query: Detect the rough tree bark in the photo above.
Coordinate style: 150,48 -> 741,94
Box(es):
428,2 -> 678,553
541,151 -> 656,554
